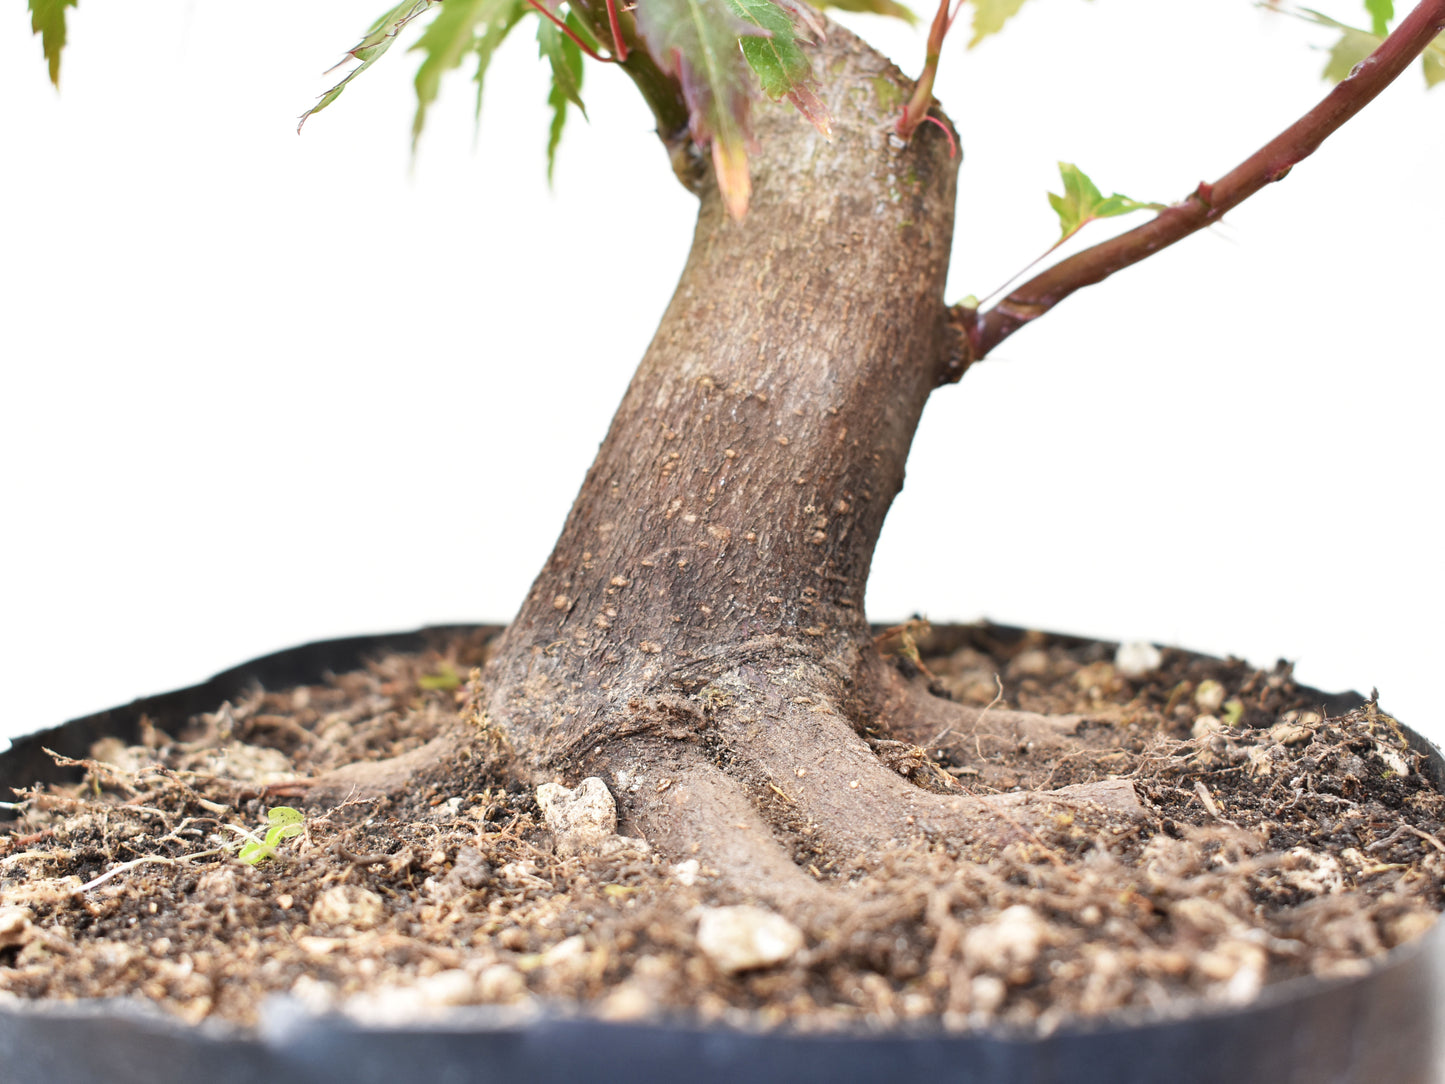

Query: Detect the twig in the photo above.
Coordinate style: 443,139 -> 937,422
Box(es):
1366,824 -> 1411,852
1194,780 -> 1225,822
926,673 -> 1003,751
526,0 -> 615,62
71,848 -> 228,894
333,840 -> 394,866
970,0 -> 1445,359
897,0 -> 965,140
1403,824 -> 1445,853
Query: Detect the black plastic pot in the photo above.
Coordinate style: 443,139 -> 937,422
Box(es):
2,626 -> 1441,1084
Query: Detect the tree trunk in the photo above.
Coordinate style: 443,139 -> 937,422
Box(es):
485,24 -> 958,772
316,23 -> 1138,908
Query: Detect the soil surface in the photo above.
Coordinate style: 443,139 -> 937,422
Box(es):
2,625 -> 1442,1035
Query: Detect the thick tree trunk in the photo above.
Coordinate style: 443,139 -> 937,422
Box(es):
486,25 -> 958,768
312,24 -> 1137,908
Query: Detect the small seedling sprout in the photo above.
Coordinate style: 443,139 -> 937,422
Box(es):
237,806 -> 306,865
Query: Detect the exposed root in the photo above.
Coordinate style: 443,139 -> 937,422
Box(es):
516,649 -> 1146,910
252,641 -> 1141,922
607,741 -> 831,915
691,662 -> 1140,876
259,735 -> 457,805
864,654 -> 1097,774
13,627 -> 1443,1036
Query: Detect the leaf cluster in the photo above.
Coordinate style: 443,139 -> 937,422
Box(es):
26,0 -> 1442,221
293,0 -> 910,214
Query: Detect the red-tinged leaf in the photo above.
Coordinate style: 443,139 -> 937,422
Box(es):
28,0 -> 77,88
776,0 -> 827,42
634,0 -> 764,217
299,0 -> 440,131
727,0 -> 833,139
787,84 -> 832,139
711,136 -> 753,220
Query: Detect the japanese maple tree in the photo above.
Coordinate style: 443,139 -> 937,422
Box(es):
25,0 -> 1445,908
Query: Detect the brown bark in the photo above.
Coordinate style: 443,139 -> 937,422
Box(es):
483,24 -> 959,768
454,23 -> 1137,901
306,24 -> 1139,903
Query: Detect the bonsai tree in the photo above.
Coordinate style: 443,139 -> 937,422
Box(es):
12,0 -> 1443,910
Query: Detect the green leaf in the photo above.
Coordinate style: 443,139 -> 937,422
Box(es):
1292,9 -> 1383,84
814,0 -> 917,25
1296,9 -> 1443,89
28,0 -> 77,88
418,662 -> 463,691
267,806 -> 306,828
238,807 -> 306,865
970,0 -> 1030,47
726,0 -> 832,136
300,0 -> 441,131
1364,0 -> 1392,37
472,0 -> 531,122
412,0 -> 529,147
633,0 -> 766,218
1424,32 -> 1445,88
727,0 -> 806,97
1047,162 -> 1163,242
538,17 -> 586,181
1324,25 -> 1382,83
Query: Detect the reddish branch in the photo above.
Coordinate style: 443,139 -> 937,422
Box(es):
897,0 -> 957,139
965,0 -> 1445,364
604,0 -> 629,62
526,0 -> 614,62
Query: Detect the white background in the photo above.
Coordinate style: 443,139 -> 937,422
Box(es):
2,1 -> 1441,749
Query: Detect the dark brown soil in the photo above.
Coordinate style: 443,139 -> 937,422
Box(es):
2,626 -> 1441,1035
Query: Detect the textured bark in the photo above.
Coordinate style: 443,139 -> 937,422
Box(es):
266,24 -> 1144,899
484,25 -> 958,769
449,24 -> 1141,900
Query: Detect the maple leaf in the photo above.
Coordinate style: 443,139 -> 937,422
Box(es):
411,0 -> 527,148
1364,0 -> 1393,36
1425,33 -> 1445,87
470,0 -> 533,121
634,0 -> 766,218
727,0 -> 833,137
299,0 -> 441,131
1048,162 -> 1162,243
538,16 -> 588,180
1292,7 -> 1443,90
28,0 -> 77,88
970,0 -> 1030,47
1316,16 -> 1384,83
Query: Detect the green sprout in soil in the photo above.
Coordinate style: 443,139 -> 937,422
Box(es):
418,662 -> 462,691
237,807 -> 305,865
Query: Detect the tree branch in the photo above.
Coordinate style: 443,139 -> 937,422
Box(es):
963,0 -> 1445,366
569,0 -> 691,153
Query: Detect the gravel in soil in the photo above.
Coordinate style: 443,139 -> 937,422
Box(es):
2,626 -> 1441,1035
